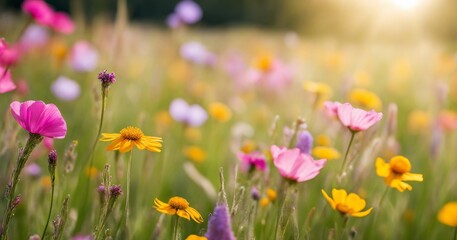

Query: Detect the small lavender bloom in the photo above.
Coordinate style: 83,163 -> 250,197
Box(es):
48,149 -> 57,166
166,13 -> 182,28
175,0 -> 202,24
109,185 -> 122,197
25,163 -> 41,177
169,98 -> 208,127
98,70 -> 116,88
205,203 -> 236,240
51,76 -> 81,101
97,185 -> 106,194
251,187 -> 260,201
295,131 -> 313,154
69,41 -> 99,72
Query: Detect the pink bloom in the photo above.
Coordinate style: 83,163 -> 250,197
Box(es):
334,102 -> 383,132
175,0 -> 202,24
69,41 -> 98,72
270,145 -> 326,182
0,38 -> 7,55
19,24 -> 49,51
51,12 -> 75,34
0,44 -> 21,66
0,66 -> 16,94
10,100 -> 67,139
43,137 -> 54,150
22,0 -> 54,26
238,151 -> 267,172
323,101 -> 342,117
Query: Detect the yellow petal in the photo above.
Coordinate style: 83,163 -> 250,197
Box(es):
351,207 -> 372,217
134,140 -> 146,150
346,193 -> 366,213
321,189 -> 336,209
100,133 -> 121,141
332,189 -> 347,205
177,209 -> 191,220
376,157 -> 391,177
154,198 -> 168,208
186,207 -> 204,223
389,178 -> 412,192
105,138 -> 124,151
401,173 -> 423,182
119,140 -> 134,153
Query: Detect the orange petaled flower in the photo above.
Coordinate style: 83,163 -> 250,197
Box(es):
321,189 -> 372,217
438,202 -> 457,227
186,235 -> 207,240
376,156 -> 423,192
100,126 -> 162,153
154,196 -> 203,223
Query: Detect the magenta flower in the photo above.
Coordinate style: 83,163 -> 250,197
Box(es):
22,0 -> 54,26
327,101 -> 383,132
0,66 -> 16,94
169,98 -> 208,127
270,145 -> 326,182
10,100 -> 67,139
0,38 -> 7,55
237,151 -> 267,173
51,12 -> 75,34
0,44 -> 21,66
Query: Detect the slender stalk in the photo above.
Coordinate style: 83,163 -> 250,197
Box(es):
115,151 -> 133,238
273,179 -> 289,240
41,181 -> 55,239
172,216 -> 180,240
339,216 -> 349,240
0,133 -> 43,240
340,131 -> 356,174
125,150 -> 133,234
453,226 -> 456,240
377,186 -> 390,209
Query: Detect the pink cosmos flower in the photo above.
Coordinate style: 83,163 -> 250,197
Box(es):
10,100 -> 67,139
237,151 -> 267,173
22,0 -> 54,26
51,12 -> 75,34
0,44 -> 21,66
0,66 -> 16,94
326,101 -> 383,132
270,145 -> 326,182
323,101 -> 342,117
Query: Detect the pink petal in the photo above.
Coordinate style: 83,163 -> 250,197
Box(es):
336,103 -> 353,127
0,69 -> 16,93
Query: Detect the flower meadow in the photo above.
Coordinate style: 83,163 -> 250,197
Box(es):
1,1 -> 457,240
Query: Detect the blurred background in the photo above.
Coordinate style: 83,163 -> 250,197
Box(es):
2,0 -> 457,41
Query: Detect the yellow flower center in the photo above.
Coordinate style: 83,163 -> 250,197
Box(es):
168,196 -> 190,210
120,126 -> 144,141
390,156 -> 411,174
336,203 -> 351,214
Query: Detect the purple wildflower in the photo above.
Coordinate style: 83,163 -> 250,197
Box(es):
205,203 -> 236,240
295,130 -> 313,154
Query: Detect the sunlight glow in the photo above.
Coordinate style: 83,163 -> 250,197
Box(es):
391,0 -> 424,10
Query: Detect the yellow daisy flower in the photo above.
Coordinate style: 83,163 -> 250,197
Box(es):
438,202 -> 457,227
186,235 -> 207,240
154,196 -> 204,223
376,156 -> 423,192
312,146 -> 341,160
321,189 -> 372,217
100,126 -> 162,153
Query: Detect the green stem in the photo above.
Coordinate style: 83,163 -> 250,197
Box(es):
41,181 -> 55,239
115,151 -> 133,238
273,179 -> 289,240
377,186 -> 390,209
453,226 -> 456,240
0,133 -> 43,240
340,131 -> 356,174
172,216 -> 180,240
339,216 -> 349,240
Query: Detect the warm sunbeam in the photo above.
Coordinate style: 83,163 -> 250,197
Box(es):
391,0 -> 425,10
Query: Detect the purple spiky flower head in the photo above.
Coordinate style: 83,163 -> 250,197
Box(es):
205,202 -> 236,240
98,70 -> 116,89
295,130 -> 313,154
